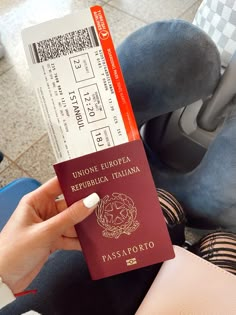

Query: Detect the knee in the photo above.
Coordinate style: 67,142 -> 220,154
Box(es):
117,20 -> 221,111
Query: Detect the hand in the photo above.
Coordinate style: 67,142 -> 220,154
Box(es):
0,177 -> 99,294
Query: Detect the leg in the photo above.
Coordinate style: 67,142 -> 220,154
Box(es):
117,20 -> 236,231
191,231 -> 236,275
157,188 -> 186,246
117,20 -> 220,127
151,101 -> 236,231
0,190 -> 186,315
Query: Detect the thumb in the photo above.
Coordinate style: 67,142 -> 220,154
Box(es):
44,193 -> 100,234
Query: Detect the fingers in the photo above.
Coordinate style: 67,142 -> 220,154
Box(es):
55,198 -> 68,213
33,177 -> 62,200
43,193 -> 100,235
60,236 -> 82,251
52,236 -> 82,251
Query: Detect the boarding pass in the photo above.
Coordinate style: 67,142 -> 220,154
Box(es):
22,6 -> 139,162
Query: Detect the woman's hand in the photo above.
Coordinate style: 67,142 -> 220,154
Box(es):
0,177 -> 99,294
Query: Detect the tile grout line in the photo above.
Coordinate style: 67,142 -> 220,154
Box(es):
14,132 -> 47,162
0,64 -> 15,77
0,153 -> 33,178
106,1 -> 200,25
0,160 -> 33,184
178,0 -> 200,19
104,3 -> 148,26
0,133 -> 48,176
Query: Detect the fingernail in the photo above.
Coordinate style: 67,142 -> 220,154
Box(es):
83,193 -> 100,209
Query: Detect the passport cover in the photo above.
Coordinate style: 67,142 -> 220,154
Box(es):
54,140 -> 174,280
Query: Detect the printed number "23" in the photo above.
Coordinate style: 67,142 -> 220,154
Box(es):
73,59 -> 81,69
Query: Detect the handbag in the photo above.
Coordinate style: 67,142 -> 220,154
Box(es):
136,245 -> 236,314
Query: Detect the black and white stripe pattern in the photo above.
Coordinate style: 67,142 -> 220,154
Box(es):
197,231 -> 236,275
157,188 -> 186,226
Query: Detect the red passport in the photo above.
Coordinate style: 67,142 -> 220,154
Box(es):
54,140 -> 174,280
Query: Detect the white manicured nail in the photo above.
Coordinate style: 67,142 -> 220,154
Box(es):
83,193 -> 100,208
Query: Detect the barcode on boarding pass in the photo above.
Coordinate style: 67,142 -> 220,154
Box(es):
29,26 -> 99,64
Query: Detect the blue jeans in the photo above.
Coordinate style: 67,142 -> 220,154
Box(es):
0,174 -> 184,315
0,208 -> 184,315
0,250 -> 161,315
117,19 -> 236,232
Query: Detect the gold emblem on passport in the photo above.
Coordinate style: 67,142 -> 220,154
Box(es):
126,258 -> 137,266
96,192 -> 140,239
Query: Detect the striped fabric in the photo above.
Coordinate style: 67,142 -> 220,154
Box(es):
157,188 -> 186,226
157,189 -> 236,276
197,231 -> 236,275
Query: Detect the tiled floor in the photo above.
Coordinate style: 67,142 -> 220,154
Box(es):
0,0 -> 202,186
